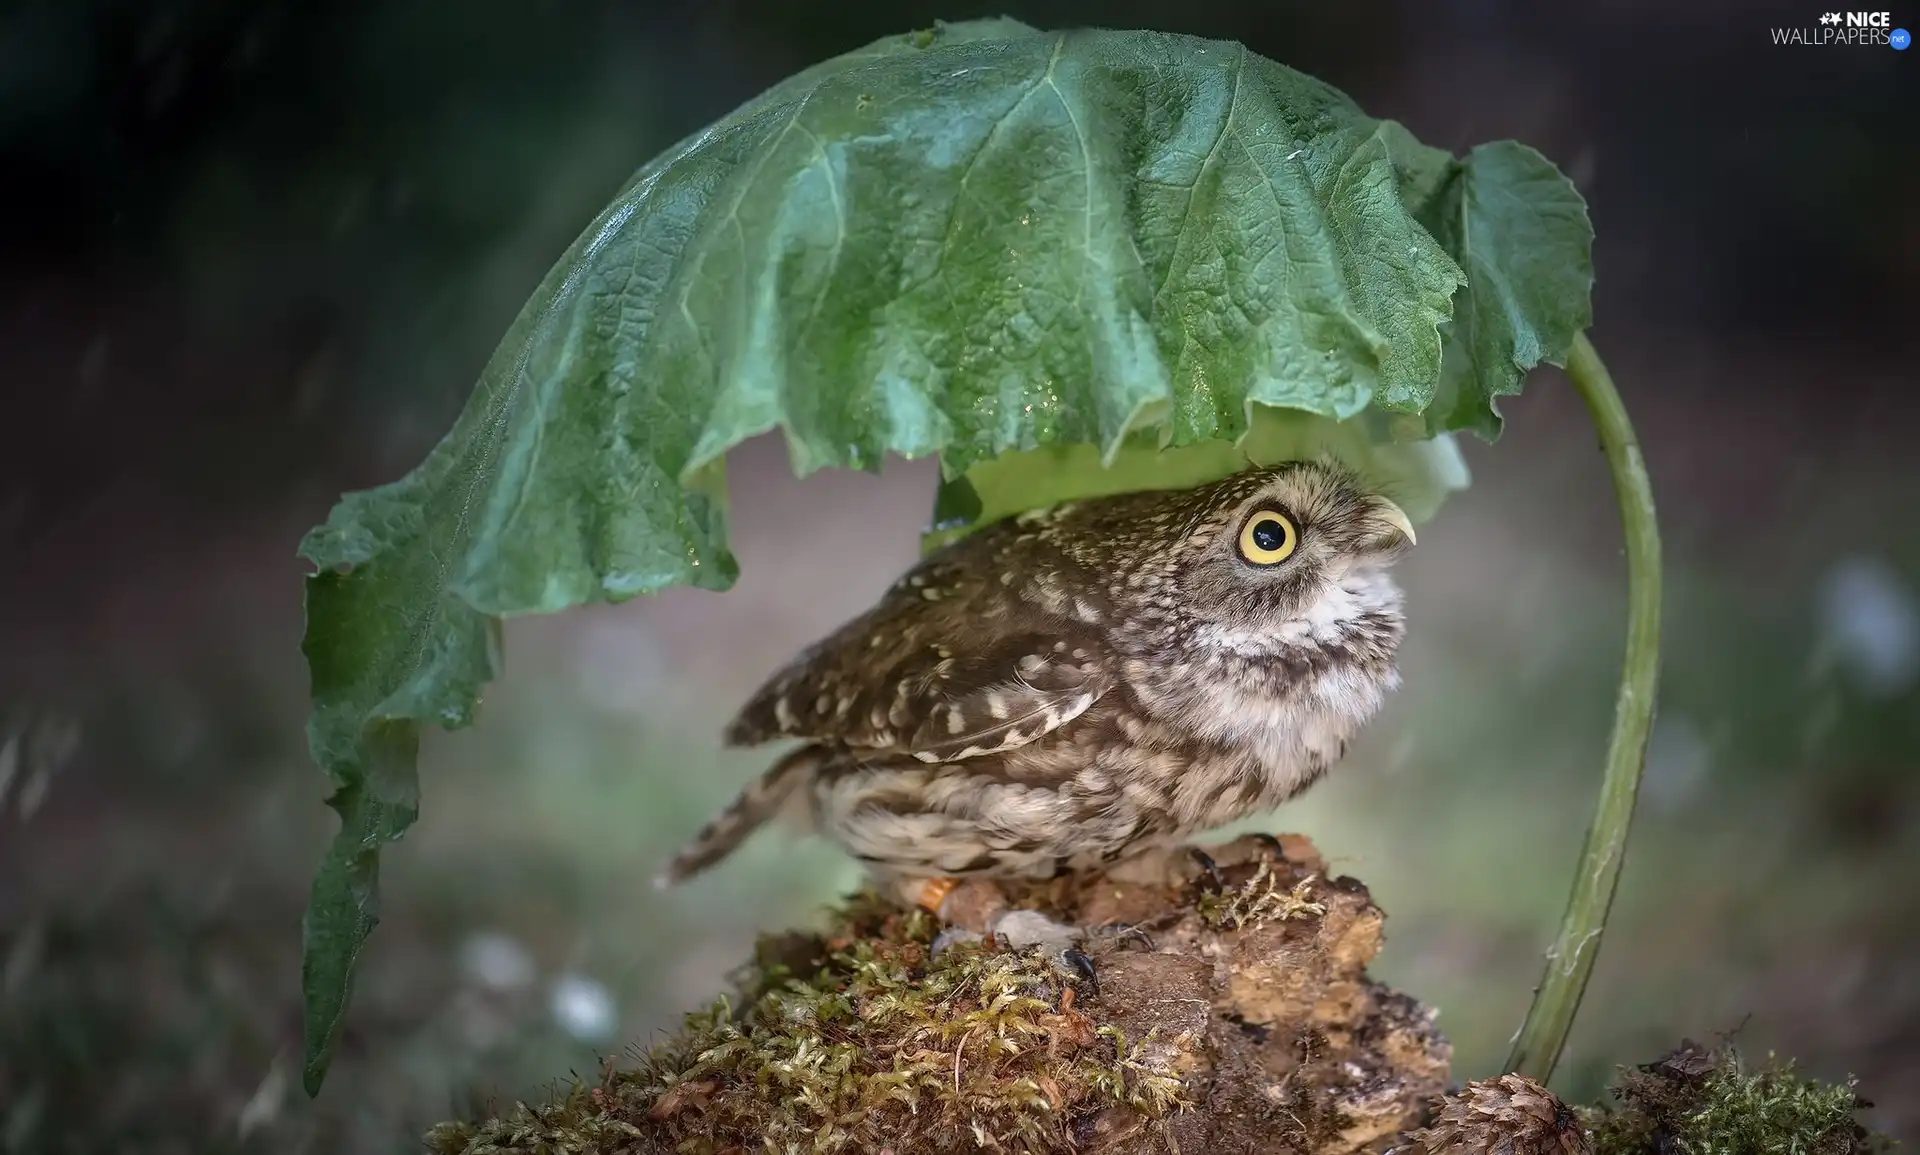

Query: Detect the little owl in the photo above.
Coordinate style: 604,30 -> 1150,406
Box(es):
656,459 -> 1415,952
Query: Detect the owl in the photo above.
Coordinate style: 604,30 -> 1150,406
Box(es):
655,459 -> 1416,951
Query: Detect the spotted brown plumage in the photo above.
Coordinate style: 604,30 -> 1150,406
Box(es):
655,460 -> 1417,938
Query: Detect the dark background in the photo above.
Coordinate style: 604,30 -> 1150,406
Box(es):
2,0 -> 1916,1149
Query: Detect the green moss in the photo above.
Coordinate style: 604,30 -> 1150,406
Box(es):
427,892 -> 1185,1155
1583,1041 -> 1893,1155
1195,860 -> 1326,931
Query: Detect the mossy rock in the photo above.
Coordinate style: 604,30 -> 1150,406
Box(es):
1579,1040 -> 1893,1155
427,835 -> 1452,1154
426,840 -> 1894,1155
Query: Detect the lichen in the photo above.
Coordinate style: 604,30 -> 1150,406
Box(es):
1581,1039 -> 1893,1155
1195,859 -> 1327,931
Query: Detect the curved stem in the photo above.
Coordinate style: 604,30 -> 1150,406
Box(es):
1503,332 -> 1663,1084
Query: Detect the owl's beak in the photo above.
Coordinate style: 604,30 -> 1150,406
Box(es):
1368,498 -> 1417,548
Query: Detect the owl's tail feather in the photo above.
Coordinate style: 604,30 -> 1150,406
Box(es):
652,745 -> 823,888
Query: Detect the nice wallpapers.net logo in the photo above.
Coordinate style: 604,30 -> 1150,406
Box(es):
1771,10 -> 1912,46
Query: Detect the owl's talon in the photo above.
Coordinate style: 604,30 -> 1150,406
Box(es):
1061,948 -> 1099,994
1188,848 -> 1225,893
1089,921 -> 1156,951
986,908 -> 1084,955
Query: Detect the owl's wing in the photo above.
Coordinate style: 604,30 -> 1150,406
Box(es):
724,563 -> 1114,762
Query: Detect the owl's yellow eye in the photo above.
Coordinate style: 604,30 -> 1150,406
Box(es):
1237,510 -> 1297,565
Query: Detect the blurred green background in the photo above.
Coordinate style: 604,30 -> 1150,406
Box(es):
2,0 -> 1916,1150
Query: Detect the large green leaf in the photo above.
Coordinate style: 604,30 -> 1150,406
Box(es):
1387,131 -> 1596,439
295,18 -> 1593,1094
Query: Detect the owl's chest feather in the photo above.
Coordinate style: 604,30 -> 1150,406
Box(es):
1120,633 -> 1397,793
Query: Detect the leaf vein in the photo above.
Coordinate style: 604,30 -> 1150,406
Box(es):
794,123 -> 847,348
1039,34 -> 1101,297
1152,40 -> 1244,311
922,53 -> 1055,306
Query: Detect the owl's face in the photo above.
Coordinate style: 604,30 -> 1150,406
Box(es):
1172,459 -> 1413,628
1064,460 -> 1415,647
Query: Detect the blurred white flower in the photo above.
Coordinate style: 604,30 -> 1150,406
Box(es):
549,972 -> 618,1042
458,931 -> 535,992
235,1052 -> 288,1139
1816,556 -> 1919,698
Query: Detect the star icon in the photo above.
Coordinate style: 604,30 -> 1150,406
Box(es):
1821,11 -> 1842,24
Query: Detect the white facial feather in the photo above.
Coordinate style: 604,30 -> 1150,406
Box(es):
1150,567 -> 1402,800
